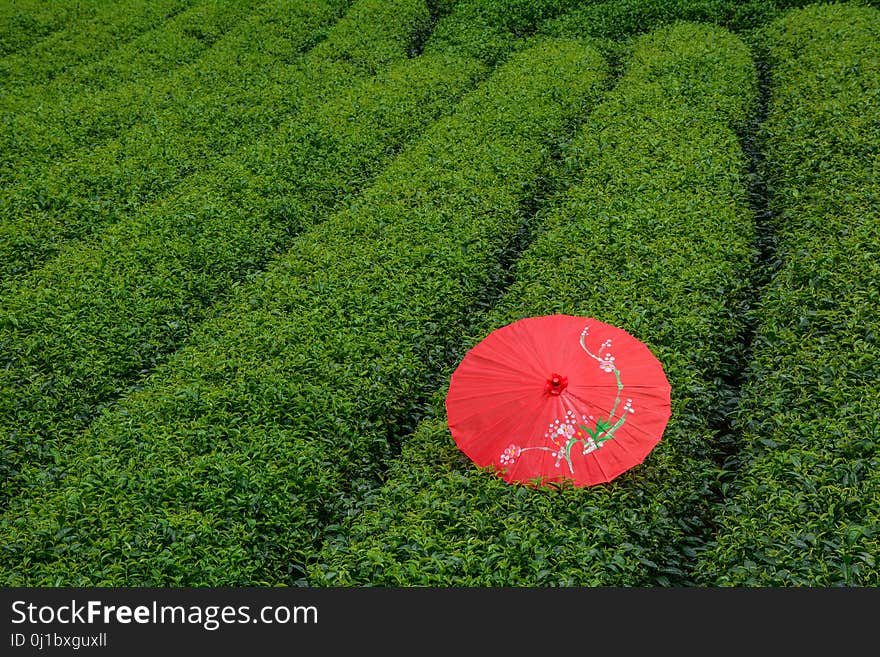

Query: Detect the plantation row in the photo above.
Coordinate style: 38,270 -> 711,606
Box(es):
540,0 -> 818,40
310,21 -> 758,586
0,0 -> 100,58
1,1 -> 877,586
695,3 -> 880,586
0,0 -> 593,510
1,0 -> 266,169
0,0 -> 351,276
0,0 -> 481,506
0,0 -> 196,88
4,5 -> 602,581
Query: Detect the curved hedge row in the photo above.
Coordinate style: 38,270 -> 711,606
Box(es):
0,0 -> 268,177
0,0 -> 449,507
0,0 -> 355,278
695,4 -> 880,586
0,0 -> 96,58
0,0 -> 590,506
309,22 -> 759,586
0,0 -> 194,88
424,0 -> 578,64
541,0 -> 829,40
0,37 -> 608,586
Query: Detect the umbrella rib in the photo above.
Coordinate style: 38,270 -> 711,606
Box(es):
506,400 -> 560,485
447,389 -> 541,433
465,330 -> 549,381
589,450 -> 613,484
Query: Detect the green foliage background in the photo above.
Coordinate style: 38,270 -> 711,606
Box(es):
0,0 -> 877,586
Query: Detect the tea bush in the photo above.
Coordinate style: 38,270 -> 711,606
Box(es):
0,30 -> 607,584
0,0 -> 353,277
0,0 -> 194,89
0,0 -> 435,505
541,0 -> 825,40
695,3 -> 880,586
0,0 -> 99,57
1,0 -> 268,177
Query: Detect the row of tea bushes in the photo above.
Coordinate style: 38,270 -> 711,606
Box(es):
1,0 -> 265,137
0,38 -> 609,585
423,0 -> 584,65
0,0 -> 195,88
0,0 -> 436,506
0,0 -> 101,57
541,0 -> 826,40
695,3 -> 880,586
0,0 -> 584,514
0,0 -> 353,277
309,22 -> 759,586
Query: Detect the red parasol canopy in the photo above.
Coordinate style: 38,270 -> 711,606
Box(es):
445,315 -> 671,487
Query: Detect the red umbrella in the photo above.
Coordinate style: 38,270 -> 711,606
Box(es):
445,315 -> 671,487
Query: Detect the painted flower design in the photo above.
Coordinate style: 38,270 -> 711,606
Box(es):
500,443 -> 521,466
508,326 -> 636,474
555,422 -> 575,442
582,436 -> 599,455
597,339 -> 617,373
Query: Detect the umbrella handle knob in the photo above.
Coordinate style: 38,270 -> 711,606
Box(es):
544,373 -> 568,395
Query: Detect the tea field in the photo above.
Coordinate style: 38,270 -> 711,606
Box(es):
0,0 -> 877,586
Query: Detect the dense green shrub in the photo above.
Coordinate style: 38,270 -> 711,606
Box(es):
0,0 -> 355,277
0,0 -> 194,88
0,0 -> 590,508
0,0 -> 96,57
0,0 -> 444,506
0,0 -> 268,174
0,38 -> 608,586
695,3 -> 880,586
3,0 -> 877,590
309,22 -> 759,586
425,0 -> 585,64
541,0 -> 843,40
